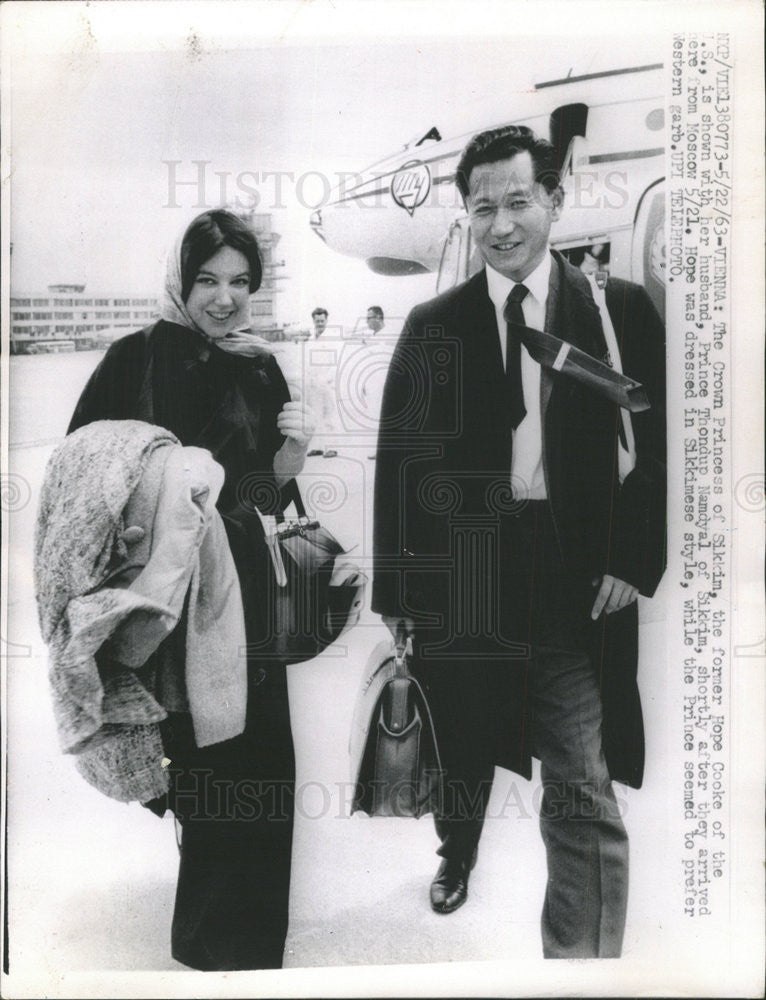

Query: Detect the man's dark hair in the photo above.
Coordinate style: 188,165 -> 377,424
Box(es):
180,209 -> 263,302
367,306 -> 384,320
311,307 -> 328,319
455,125 -> 560,201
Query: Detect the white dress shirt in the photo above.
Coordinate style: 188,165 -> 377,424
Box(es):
486,252 -> 552,500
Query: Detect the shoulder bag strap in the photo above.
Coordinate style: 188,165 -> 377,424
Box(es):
276,477 -> 307,522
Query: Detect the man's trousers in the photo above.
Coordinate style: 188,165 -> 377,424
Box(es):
415,501 -> 629,959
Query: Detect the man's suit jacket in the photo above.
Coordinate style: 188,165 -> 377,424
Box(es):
371,251 -> 666,788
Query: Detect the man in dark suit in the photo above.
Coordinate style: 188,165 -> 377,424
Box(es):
372,125 -> 665,958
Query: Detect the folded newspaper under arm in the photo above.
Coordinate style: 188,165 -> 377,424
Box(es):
510,322 -> 650,413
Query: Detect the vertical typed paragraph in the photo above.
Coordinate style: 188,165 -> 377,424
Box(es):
668,33 -> 732,919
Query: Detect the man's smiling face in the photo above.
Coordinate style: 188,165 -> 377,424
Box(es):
466,150 -> 562,283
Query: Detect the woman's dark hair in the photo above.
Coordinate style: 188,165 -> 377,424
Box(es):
180,209 -> 263,301
455,125 -> 561,201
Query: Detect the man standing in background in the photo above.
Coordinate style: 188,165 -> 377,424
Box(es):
364,305 -> 385,337
361,305 -> 397,458
311,306 -> 329,338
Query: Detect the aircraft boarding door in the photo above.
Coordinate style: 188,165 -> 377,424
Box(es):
436,217 -> 483,293
631,178 -> 666,323
436,220 -> 466,295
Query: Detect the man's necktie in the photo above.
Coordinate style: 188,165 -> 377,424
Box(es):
503,284 -> 528,428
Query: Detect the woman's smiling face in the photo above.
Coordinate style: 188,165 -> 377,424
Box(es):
185,245 -> 251,340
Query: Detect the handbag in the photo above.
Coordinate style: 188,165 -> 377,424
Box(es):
349,635 -> 443,818
251,479 -> 366,665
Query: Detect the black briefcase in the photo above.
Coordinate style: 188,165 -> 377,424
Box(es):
349,638 -> 443,818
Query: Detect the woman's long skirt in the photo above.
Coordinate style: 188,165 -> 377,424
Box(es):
160,661 -> 295,971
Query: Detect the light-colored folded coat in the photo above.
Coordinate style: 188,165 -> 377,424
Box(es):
34,419 -> 248,803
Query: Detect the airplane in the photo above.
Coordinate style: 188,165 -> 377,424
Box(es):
310,63 -> 666,321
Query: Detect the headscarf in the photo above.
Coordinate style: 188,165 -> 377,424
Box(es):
160,229 -> 202,332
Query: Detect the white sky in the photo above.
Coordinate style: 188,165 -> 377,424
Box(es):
4,1 -> 670,328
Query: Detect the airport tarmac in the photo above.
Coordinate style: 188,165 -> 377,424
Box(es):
5,350 -> 672,977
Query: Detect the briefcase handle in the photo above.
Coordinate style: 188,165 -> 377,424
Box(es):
393,625 -> 412,677
388,629 -> 414,733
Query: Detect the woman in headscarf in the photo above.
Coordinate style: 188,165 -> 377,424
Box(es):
69,208 -> 316,971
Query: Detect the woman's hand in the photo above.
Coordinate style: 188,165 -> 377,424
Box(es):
215,331 -> 270,357
277,387 -> 316,450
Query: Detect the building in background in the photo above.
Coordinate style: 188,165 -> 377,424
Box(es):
242,210 -> 288,341
9,286 -> 158,354
9,213 -> 287,353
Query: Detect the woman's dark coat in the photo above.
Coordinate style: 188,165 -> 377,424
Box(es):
68,319 -> 295,970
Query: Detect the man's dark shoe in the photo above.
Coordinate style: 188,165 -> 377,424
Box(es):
429,849 -> 477,914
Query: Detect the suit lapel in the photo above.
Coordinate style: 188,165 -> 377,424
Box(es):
541,252 -> 610,526
542,251 -> 608,422
458,270 -> 513,465
462,256 -> 608,478
540,254 -> 561,423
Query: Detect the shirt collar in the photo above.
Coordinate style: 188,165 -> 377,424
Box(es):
486,250 -> 552,311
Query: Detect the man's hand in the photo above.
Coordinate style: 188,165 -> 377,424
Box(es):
590,575 -> 639,619
381,616 -> 415,643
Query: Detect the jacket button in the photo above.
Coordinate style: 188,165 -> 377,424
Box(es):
121,525 -> 145,544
